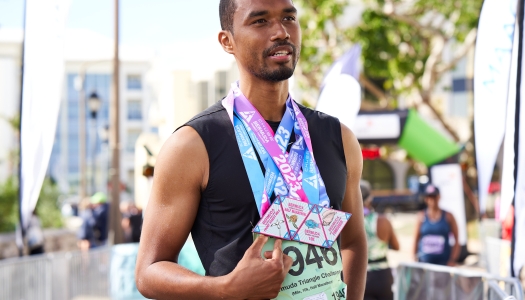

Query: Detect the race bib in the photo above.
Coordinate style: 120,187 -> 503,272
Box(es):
421,235 -> 445,254
260,238 -> 347,300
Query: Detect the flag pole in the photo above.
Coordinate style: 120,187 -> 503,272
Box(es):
511,0 -> 524,278
17,0 -> 28,258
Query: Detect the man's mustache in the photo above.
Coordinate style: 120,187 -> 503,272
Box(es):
263,41 -> 297,57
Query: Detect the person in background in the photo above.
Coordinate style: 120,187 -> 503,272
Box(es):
121,202 -> 143,243
414,184 -> 459,266
362,180 -> 399,300
27,210 -> 45,255
78,192 -> 109,250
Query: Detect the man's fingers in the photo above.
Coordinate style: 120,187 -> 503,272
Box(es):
263,251 -> 273,259
248,235 -> 268,257
283,253 -> 293,272
272,238 -> 283,260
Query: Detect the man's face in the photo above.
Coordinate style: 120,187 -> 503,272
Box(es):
230,0 -> 301,82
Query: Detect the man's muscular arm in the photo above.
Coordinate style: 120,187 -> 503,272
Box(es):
135,127 -> 291,300
339,124 -> 367,300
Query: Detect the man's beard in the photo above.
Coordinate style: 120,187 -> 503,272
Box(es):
251,64 -> 295,82
249,41 -> 299,82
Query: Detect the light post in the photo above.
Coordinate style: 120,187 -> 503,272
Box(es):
75,61 -> 107,201
88,91 -> 101,194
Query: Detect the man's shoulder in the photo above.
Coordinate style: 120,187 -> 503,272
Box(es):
296,101 -> 340,124
176,101 -> 229,132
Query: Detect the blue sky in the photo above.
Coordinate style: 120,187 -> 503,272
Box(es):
0,0 -> 221,48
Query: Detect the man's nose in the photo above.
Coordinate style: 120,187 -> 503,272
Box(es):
271,22 -> 290,41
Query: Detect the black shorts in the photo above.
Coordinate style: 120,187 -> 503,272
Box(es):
364,268 -> 394,300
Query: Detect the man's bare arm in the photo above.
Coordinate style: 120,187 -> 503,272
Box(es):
339,124 -> 367,300
135,127 -> 292,300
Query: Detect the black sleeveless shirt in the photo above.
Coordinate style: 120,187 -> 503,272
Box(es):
181,101 -> 347,276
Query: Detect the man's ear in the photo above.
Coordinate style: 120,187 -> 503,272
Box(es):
218,30 -> 234,54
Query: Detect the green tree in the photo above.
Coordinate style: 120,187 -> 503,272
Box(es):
0,114 -> 63,232
0,176 -> 63,233
295,0 -> 483,141
0,177 -> 19,232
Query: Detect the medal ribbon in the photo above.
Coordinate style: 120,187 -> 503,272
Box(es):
223,82 -> 329,216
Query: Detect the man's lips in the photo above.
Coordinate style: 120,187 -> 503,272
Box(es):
267,45 -> 294,57
266,45 -> 294,62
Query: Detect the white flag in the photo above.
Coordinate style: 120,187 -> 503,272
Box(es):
20,0 -> 70,228
316,45 -> 362,131
474,0 -> 517,214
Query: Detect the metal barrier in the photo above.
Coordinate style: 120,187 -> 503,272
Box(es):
488,281 -> 517,300
485,237 -> 512,277
395,262 -> 524,300
0,240 -> 203,300
479,219 -> 503,269
0,247 -> 111,300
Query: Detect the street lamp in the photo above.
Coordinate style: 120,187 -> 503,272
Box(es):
88,91 -> 101,119
88,91 -> 101,194
75,62 -> 106,202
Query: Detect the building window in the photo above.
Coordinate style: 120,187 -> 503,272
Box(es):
215,71 -> 228,100
128,100 -> 142,120
452,78 -> 473,93
127,130 -> 141,153
197,81 -> 209,111
127,75 -> 142,90
449,93 -> 469,117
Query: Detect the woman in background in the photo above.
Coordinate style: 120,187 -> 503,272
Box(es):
362,180 -> 400,300
414,184 -> 459,266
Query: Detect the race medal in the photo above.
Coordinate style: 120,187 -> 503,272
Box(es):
254,197 -> 351,249
281,197 -> 311,240
318,207 -> 351,248
254,198 -> 291,240
295,207 -> 326,247
260,238 -> 347,300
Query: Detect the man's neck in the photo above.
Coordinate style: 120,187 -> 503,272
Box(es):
238,74 -> 289,122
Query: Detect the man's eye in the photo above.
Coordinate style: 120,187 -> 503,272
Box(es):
284,16 -> 296,21
253,19 -> 266,24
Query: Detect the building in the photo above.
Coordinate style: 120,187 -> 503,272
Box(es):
47,29 -> 155,198
0,28 -> 22,182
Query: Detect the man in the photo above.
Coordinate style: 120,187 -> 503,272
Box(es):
135,0 -> 367,299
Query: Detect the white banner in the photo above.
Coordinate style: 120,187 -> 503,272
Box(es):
500,20 -> 520,222
430,164 -> 467,245
316,45 -> 361,131
474,0 -> 517,214
354,114 -> 401,140
20,0 -> 70,228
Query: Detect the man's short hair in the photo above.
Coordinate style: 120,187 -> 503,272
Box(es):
219,0 -> 237,33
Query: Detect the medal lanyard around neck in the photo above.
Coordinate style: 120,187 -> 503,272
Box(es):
223,82 -> 329,216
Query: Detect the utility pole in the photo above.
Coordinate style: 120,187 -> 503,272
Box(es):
109,0 -> 123,245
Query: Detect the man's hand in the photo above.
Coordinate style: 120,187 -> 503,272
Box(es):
224,235 -> 293,300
